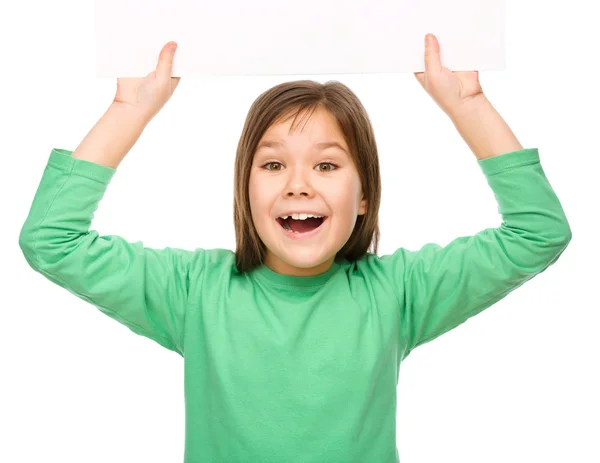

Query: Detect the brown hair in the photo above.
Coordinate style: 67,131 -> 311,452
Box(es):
233,80 -> 381,273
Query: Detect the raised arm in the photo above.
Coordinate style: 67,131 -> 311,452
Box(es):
18,42 -> 196,355
379,34 -> 573,358
388,147 -> 571,358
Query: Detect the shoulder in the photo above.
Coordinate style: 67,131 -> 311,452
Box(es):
348,248 -> 412,278
187,248 -> 238,276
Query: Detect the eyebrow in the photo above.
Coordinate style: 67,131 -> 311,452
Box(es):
256,140 -> 348,154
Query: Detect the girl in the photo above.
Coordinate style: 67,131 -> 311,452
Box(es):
19,35 -> 571,462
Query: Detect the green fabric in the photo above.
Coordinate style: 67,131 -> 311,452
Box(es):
19,147 -> 571,462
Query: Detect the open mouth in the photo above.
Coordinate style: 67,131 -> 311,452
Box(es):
276,216 -> 327,235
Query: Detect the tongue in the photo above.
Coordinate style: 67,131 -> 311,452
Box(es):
288,217 -> 322,233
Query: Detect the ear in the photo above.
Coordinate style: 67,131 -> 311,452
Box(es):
358,197 -> 368,216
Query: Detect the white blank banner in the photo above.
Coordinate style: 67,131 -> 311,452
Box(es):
96,0 -> 505,77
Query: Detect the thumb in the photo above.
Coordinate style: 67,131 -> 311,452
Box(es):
424,34 -> 441,74
156,41 -> 177,79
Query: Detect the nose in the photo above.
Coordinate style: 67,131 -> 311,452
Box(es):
283,167 -> 315,198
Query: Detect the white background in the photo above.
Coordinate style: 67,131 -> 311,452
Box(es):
2,0 -> 598,462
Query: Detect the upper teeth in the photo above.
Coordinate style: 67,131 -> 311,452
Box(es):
281,213 -> 324,220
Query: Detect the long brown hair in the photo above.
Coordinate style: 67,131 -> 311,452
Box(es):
233,80 -> 381,273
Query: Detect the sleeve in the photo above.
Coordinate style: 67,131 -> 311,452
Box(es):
378,148 -> 572,359
18,148 -> 198,356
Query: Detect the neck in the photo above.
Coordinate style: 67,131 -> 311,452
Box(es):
264,254 -> 335,277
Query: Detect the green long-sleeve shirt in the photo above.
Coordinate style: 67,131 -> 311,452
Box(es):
19,147 -> 571,462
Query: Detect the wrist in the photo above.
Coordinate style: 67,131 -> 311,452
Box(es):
448,94 -> 523,160
109,101 -> 152,128
71,102 -> 148,169
448,92 -> 489,123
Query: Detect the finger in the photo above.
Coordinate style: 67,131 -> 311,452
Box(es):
156,41 -> 177,80
414,71 -> 425,87
423,34 -> 441,75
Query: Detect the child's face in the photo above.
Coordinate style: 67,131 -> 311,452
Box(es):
249,107 -> 367,276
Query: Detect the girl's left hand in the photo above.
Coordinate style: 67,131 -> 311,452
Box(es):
414,33 -> 484,119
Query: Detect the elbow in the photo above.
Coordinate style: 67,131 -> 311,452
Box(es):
18,222 -> 35,260
561,228 -> 572,249
18,222 -> 41,270
537,222 -> 572,268
18,221 -> 83,269
501,221 -> 572,273
553,219 -> 572,250
537,215 -> 572,253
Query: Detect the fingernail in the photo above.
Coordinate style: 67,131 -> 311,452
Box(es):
168,42 -> 177,50
426,34 -> 433,46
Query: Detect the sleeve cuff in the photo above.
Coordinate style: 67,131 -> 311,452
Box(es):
477,148 -> 540,177
48,148 -> 117,185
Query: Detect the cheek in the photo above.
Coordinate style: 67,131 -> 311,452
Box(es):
326,176 -> 362,214
248,177 -> 270,223
248,180 -> 260,220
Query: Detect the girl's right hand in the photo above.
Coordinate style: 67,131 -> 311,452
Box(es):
113,41 -> 181,123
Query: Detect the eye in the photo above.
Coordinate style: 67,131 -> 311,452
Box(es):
263,161 -> 283,171
316,162 -> 338,172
